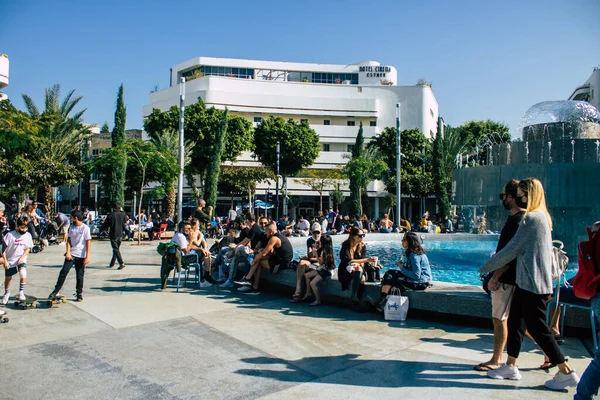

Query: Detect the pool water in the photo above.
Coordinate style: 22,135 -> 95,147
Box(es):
292,240 -> 578,286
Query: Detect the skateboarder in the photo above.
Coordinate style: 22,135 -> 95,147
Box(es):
1,216 -> 33,304
49,210 -> 92,302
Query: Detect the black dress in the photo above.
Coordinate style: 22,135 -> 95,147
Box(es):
337,241 -> 367,290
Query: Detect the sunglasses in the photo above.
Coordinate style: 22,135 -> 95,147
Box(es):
313,231 -> 321,235
358,234 -> 366,238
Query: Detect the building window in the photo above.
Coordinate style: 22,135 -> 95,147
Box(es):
312,72 -> 358,84
430,109 -> 434,118
347,144 -> 354,152
254,116 -> 262,123
324,119 -> 330,125
370,121 -> 377,127
300,119 -> 308,124
347,121 -> 355,126
322,144 -> 330,152
92,149 -> 100,156
430,130 -> 434,137
181,65 -> 255,80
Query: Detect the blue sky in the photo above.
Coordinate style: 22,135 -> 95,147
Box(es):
1,0 -> 598,137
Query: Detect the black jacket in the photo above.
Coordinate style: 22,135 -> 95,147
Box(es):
102,210 -> 128,239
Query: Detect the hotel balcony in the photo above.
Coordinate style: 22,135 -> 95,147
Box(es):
0,54 -> 8,91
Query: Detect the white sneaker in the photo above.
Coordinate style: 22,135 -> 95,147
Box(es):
0,309 -> 5,315
16,292 -> 26,301
199,280 -> 213,288
544,371 -> 579,390
1,292 -> 9,305
487,364 -> 521,380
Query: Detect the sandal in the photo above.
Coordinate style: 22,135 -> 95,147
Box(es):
289,294 -> 302,303
539,361 -> 555,370
473,363 -> 499,371
310,301 -> 321,306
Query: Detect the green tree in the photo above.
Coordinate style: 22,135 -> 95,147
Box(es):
253,116 -> 320,212
203,109 -> 228,209
19,84 -> 90,210
143,113 -> 194,219
100,121 -> 110,133
351,122 -> 364,158
432,118 -> 471,219
329,182 -> 345,211
297,169 -> 341,213
112,84 -> 126,147
220,166 -> 275,208
456,120 -> 510,165
124,140 -> 177,244
253,116 -> 320,178
344,155 -> 386,217
144,98 -> 253,197
367,127 -> 433,199
108,84 -> 127,207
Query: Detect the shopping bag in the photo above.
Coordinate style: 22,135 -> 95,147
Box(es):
384,288 -> 409,321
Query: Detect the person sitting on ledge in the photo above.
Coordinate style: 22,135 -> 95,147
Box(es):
337,227 -> 377,304
295,215 -> 310,237
420,211 -> 429,232
379,214 -> 394,233
291,223 -> 322,302
374,232 -> 432,312
300,234 -> 336,306
236,223 -> 293,294
443,215 -> 454,233
277,215 -> 295,237
400,216 -> 412,232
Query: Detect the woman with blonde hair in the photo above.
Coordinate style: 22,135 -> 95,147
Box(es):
479,178 -> 579,390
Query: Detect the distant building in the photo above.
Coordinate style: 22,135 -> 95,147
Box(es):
144,57 -> 439,218
0,53 -> 9,101
568,67 -> 600,111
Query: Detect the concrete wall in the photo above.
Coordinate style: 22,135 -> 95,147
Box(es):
453,162 -> 600,255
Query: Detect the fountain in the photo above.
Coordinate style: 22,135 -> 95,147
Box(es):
453,100 -> 600,255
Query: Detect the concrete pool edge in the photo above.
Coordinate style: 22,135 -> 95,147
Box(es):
259,268 -> 594,331
287,232 -> 500,246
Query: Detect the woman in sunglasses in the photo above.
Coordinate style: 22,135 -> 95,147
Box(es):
338,227 -> 377,304
300,234 -> 336,306
374,232 -> 432,312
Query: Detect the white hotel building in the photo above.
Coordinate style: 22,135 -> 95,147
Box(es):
143,57 -> 439,218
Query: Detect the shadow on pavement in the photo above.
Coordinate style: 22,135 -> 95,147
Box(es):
234,353 -> 548,391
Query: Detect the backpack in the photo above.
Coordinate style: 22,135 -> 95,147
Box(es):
572,226 -> 600,300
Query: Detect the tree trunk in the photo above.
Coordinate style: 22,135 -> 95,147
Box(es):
165,183 -> 176,219
44,184 -> 54,214
319,191 -> 323,213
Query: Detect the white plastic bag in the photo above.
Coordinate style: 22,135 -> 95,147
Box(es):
384,288 -> 409,321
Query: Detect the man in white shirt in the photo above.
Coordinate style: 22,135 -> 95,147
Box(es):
49,210 -> 92,302
295,215 -> 310,237
228,207 -> 237,222
1,216 -> 34,304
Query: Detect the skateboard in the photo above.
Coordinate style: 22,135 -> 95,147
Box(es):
46,295 -> 67,307
14,295 -> 40,309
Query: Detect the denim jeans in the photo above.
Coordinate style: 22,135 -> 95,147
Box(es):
214,247 -> 233,269
575,294 -> 600,400
226,247 -> 253,281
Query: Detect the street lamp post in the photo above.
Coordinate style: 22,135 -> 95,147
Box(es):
395,103 -> 402,225
275,142 -> 280,221
177,77 -> 186,223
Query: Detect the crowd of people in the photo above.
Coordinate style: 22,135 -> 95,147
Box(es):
1,178 -> 599,397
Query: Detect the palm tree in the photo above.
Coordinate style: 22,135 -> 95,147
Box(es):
21,84 -> 90,211
146,129 -> 194,219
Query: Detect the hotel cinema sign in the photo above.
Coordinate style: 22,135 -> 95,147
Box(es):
358,65 -> 391,78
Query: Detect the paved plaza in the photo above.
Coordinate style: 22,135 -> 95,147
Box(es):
0,240 -> 593,399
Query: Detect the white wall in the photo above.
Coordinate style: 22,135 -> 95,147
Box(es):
0,55 -> 8,90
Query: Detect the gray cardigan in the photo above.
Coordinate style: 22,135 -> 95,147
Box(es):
479,211 -> 553,295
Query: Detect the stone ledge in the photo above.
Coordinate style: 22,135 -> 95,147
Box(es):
260,269 -> 595,331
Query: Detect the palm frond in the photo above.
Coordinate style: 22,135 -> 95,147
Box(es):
21,94 -> 40,119
60,90 -> 83,118
44,84 -> 61,115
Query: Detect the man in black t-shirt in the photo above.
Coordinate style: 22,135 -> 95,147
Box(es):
474,179 -> 525,372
